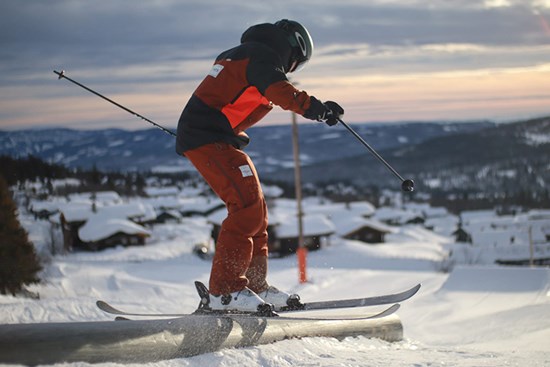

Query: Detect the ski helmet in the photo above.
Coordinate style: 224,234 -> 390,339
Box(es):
274,19 -> 314,73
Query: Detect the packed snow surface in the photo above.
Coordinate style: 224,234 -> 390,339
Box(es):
2,218 -> 550,366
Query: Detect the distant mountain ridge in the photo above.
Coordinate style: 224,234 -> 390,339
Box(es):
2,116 -> 549,209
0,120 -> 494,175
267,116 -> 550,198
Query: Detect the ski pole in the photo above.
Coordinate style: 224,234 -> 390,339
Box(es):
337,119 -> 415,192
53,70 -> 176,137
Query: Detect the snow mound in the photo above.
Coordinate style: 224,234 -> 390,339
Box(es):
441,265 -> 550,293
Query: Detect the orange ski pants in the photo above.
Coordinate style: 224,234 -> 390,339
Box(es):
184,142 -> 269,295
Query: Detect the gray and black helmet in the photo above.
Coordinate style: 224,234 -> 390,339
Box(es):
274,19 -> 314,73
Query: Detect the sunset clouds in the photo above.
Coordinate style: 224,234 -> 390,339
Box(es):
1,0 -> 549,130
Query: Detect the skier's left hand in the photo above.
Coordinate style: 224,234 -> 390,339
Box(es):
304,97 -> 344,126
322,101 -> 344,126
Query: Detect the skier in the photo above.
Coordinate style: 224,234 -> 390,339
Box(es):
176,19 -> 344,313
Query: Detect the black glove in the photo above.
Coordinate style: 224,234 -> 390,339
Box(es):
322,101 -> 344,126
303,97 -> 344,126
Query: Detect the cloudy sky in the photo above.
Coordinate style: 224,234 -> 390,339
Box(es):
1,0 -> 549,131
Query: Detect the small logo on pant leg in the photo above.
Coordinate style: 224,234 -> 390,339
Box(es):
239,165 -> 253,177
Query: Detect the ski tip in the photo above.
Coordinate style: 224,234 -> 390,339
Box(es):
96,300 -> 111,311
372,303 -> 400,319
400,283 -> 421,301
389,303 -> 400,312
96,300 -> 107,308
96,300 -> 124,315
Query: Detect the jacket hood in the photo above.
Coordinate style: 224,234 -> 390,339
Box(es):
240,23 -> 292,72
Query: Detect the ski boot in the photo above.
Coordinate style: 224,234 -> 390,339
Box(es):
194,281 -> 276,316
257,285 -> 304,311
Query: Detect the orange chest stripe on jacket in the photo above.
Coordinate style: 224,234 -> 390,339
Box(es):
221,86 -> 271,129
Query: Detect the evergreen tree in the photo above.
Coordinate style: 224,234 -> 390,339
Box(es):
0,175 -> 42,295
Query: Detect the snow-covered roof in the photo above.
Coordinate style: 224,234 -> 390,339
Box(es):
471,229 -> 530,247
422,207 -> 448,218
460,209 -> 497,222
51,178 -> 81,188
425,215 -> 460,236
158,209 -> 183,219
526,209 -> 550,221
466,217 -> 549,246
99,202 -> 157,222
208,207 -> 335,238
180,196 -> 224,213
144,186 -> 180,197
59,200 -> 157,223
30,200 -> 63,213
68,191 -> 122,205
403,203 -> 431,213
59,202 -> 96,222
331,216 -> 393,237
272,198 -> 375,219
386,225 -> 451,245
179,186 -> 209,198
319,201 -> 376,218
141,196 -> 186,211
78,216 -> 151,242
373,206 -> 420,224
275,214 -> 335,238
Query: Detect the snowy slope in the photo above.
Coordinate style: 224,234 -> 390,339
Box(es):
1,216 -> 549,366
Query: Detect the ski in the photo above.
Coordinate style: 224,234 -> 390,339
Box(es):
193,281 -> 420,313
97,282 -> 419,320
278,283 -> 421,312
96,300 -> 400,321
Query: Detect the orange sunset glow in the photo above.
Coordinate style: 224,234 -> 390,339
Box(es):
1,1 -> 549,130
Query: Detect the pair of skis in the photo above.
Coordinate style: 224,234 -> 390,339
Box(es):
97,282 -> 421,321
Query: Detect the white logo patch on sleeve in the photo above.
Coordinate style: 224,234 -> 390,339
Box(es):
239,165 -> 253,178
208,64 -> 224,78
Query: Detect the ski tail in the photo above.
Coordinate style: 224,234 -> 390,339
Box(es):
194,281 -> 210,310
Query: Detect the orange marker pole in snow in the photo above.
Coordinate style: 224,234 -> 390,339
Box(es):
297,247 -> 308,283
291,110 -> 307,283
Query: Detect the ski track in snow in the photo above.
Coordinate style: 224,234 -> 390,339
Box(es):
1,219 -> 550,366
